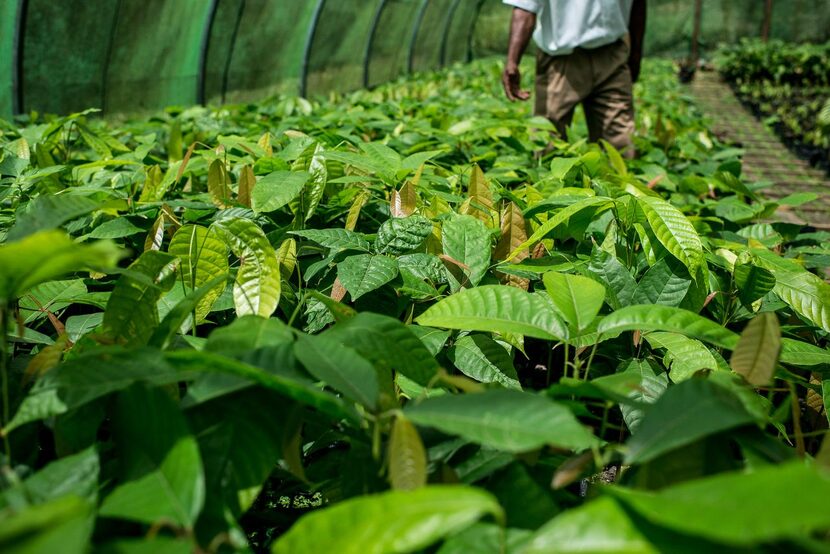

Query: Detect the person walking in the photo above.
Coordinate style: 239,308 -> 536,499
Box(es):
501,0 -> 647,154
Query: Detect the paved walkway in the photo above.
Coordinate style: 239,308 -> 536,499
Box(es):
689,71 -> 830,228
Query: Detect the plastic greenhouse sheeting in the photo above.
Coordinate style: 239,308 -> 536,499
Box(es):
203,0 -> 317,103
646,0 -> 830,57
0,0 -> 17,117
5,0 -> 826,119
0,0 -> 491,118
366,0 -> 425,89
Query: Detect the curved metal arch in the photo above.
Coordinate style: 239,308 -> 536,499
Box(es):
12,0 -> 29,114
467,0 -> 487,62
363,0 -> 388,88
439,0 -> 463,67
197,0 -> 220,105
100,0 -> 123,114
300,0 -> 327,97
220,0 -> 246,104
407,0 -> 431,73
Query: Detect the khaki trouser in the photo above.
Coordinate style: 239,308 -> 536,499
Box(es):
534,39 -> 634,152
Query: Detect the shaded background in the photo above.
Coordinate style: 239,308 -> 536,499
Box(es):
0,0 -> 828,118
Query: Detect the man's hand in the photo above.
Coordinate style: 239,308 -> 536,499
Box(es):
502,63 -> 530,101
503,7 -> 536,101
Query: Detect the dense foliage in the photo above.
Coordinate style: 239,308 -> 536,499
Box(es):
717,39 -> 830,170
1,58 -> 830,553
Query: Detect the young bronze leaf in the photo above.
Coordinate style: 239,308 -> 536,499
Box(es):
390,190 -> 404,218
143,212 -> 165,252
388,415 -> 427,490
730,312 -> 781,387
463,164 -> 496,226
399,180 -> 418,217
207,159 -> 232,208
494,202 -> 529,289
277,238 -> 298,282
138,165 -> 164,202
237,164 -> 256,207
346,189 -> 371,231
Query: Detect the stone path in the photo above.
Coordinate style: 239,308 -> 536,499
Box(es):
689,70 -> 830,228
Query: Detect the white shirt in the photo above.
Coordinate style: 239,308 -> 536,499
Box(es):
503,0 -> 634,56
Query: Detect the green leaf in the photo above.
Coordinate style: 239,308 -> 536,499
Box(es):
522,497 -> 657,554
272,486 -> 503,554
584,248 -> 637,310
510,196 -> 614,260
87,217 -> 144,239
733,263 -> 775,307
448,334 -> 521,389
167,224 -> 229,321
7,194 -> 101,242
186,389 -> 300,524
251,170 -> 310,213
753,249 -> 830,333
1,447 -> 99,508
611,462 -> 830,546
624,379 -> 757,464
0,231 -> 121,302
632,259 -> 692,307
290,228 -> 371,253
597,305 -> 738,349
336,254 -> 399,301
543,272 -> 605,332
376,215 -> 432,255
730,312 -> 780,386
619,359 -> 668,433
0,495 -> 94,554
644,332 -> 718,382
322,313 -> 440,387
149,275 -> 229,349
213,217 -> 281,317
18,279 -> 86,324
99,385 -> 204,528
103,250 -> 179,346
437,523 -> 531,554
636,195 -> 704,276
66,312 -> 104,342
166,350 -> 356,423
442,214 -> 492,290
207,159 -> 232,207
93,538 -> 192,554
406,390 -> 596,452
5,348 -> 183,433
388,415 -> 428,490
601,139 -> 628,176
204,315 -> 294,358
779,338 -> 830,367
294,334 -> 379,410
416,286 -> 568,341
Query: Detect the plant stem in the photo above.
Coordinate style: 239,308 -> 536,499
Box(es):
563,341 -> 570,379
287,292 -> 307,328
583,340 -> 600,381
545,342 -> 554,387
599,402 -> 611,440
788,381 -> 806,457
371,418 -> 382,461
0,305 -> 11,460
